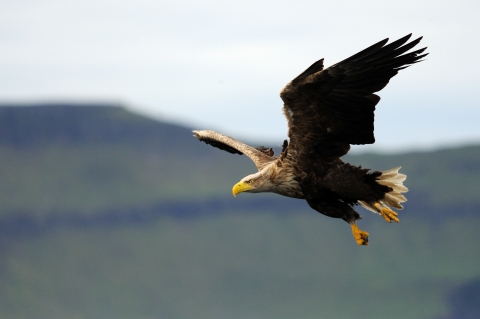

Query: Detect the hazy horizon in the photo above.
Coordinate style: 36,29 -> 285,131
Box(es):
1,0 -> 479,152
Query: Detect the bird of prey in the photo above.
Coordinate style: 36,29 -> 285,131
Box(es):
193,34 -> 427,245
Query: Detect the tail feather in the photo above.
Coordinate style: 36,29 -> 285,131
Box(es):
376,166 -> 408,209
359,166 -> 408,213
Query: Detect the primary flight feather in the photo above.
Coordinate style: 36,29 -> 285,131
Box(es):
193,34 -> 427,245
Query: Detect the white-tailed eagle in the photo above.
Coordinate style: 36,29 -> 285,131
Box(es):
193,34 -> 427,245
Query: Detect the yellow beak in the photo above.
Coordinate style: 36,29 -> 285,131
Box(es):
232,181 -> 253,197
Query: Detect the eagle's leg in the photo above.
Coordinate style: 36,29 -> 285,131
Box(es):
374,203 -> 399,223
306,198 -> 369,246
351,223 -> 369,246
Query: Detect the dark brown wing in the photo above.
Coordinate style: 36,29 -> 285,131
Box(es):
280,34 -> 428,161
193,130 -> 276,171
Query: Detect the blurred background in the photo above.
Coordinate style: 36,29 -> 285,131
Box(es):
0,1 -> 479,318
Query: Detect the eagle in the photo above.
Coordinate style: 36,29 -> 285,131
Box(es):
193,34 -> 427,245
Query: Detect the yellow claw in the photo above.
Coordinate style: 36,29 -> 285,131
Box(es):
351,223 -> 369,246
374,203 -> 399,223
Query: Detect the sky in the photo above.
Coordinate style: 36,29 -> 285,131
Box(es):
0,0 -> 479,153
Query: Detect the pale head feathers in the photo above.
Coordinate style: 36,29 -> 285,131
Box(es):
237,162 -> 304,198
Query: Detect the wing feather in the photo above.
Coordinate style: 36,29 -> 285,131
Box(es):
193,130 -> 275,171
280,34 -> 428,161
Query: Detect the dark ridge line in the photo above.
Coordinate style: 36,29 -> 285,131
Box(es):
0,195 -> 478,240
0,197 -> 306,239
0,104 -> 192,148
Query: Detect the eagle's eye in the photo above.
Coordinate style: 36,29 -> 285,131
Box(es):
246,180 -> 252,184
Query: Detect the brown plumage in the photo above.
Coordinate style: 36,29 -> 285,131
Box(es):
193,34 -> 427,245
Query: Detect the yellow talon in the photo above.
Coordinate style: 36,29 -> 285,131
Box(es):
351,223 -> 369,246
374,203 -> 400,223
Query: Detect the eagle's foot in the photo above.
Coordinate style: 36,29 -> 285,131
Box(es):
351,223 -> 369,246
374,203 -> 399,223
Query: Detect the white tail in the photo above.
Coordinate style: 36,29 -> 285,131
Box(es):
358,166 -> 408,212
377,166 -> 408,209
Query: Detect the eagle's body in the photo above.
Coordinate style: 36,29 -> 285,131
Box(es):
194,34 -> 427,245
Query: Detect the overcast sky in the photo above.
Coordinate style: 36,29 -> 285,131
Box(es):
0,0 -> 479,153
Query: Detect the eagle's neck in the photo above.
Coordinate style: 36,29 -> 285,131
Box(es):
261,162 -> 304,199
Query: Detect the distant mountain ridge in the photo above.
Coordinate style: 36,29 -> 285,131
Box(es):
1,103 -> 480,227
0,104 -> 194,152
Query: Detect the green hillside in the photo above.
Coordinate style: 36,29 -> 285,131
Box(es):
0,105 -> 252,217
1,104 -> 479,219
0,104 -> 479,319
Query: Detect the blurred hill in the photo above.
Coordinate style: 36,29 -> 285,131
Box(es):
0,103 -> 479,319
1,103 -> 479,222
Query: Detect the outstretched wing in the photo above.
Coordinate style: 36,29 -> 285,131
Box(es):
193,130 -> 276,171
280,34 -> 428,160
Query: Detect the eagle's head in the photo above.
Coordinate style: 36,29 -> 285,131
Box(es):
232,171 -> 273,196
